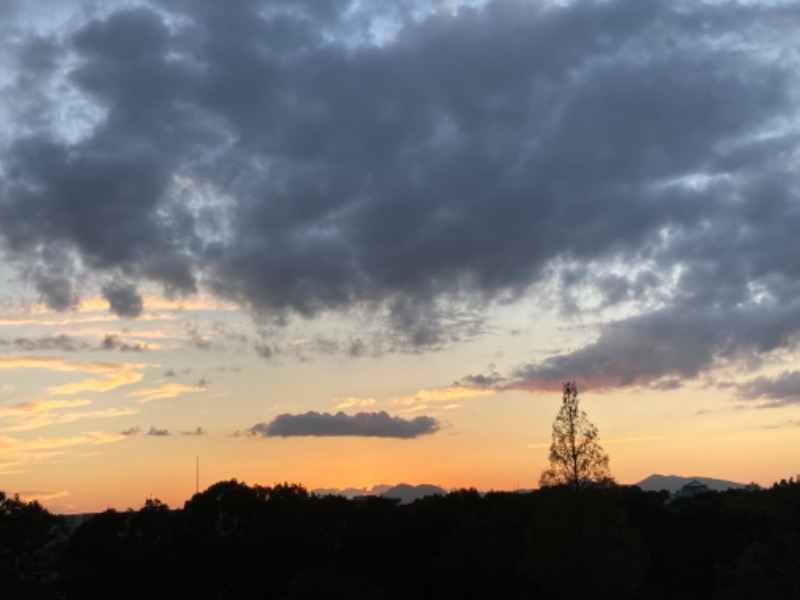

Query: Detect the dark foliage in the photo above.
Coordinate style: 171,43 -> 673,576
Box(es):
1,479 -> 799,599
0,491 -> 66,599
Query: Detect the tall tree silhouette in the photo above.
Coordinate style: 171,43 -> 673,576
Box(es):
534,383 -> 621,598
540,381 -> 612,489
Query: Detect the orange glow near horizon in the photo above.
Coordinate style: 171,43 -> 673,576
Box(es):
2,299 -> 798,515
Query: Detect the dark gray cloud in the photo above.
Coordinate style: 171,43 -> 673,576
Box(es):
99,334 -> 147,352
34,276 -> 79,312
458,369 -> 506,390
254,342 -> 277,360
102,281 -> 143,318
650,379 -> 682,392
121,426 -> 140,436
250,411 -> 441,439
0,0 -> 799,375
736,371 -> 800,408
183,321 -> 239,351
462,299 -> 800,393
147,425 -> 170,436
0,334 -> 88,352
142,254 -> 197,298
254,303 -> 486,362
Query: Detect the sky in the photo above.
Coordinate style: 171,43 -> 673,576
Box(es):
1,0 -> 799,513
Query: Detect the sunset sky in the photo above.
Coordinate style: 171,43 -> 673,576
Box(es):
1,0 -> 799,513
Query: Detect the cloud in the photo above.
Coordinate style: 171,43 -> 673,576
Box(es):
0,431 -> 127,454
0,355 -> 144,374
334,397 -> 377,409
0,399 -> 91,432
249,411 -> 441,439
461,301 -> 800,393
99,334 -> 147,352
0,0 -> 798,379
650,379 -> 682,391
0,399 -> 137,432
16,490 -> 70,504
128,382 -> 206,403
180,426 -> 205,436
147,426 -> 170,436
760,420 -> 800,430
185,321 -> 215,350
48,371 -> 144,395
735,371 -> 800,408
102,282 -> 144,318
458,371 -> 507,390
0,399 -> 91,415
332,386 -> 492,412
394,386 -> 496,406
254,343 -> 277,360
57,406 -> 138,423
0,355 -> 145,395
35,276 -> 79,312
0,355 -> 146,397
121,426 -> 140,436
0,334 -> 89,353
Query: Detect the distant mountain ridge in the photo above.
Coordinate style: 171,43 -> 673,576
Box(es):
312,484 -> 393,499
636,474 -> 745,494
317,477 -> 748,500
312,483 -> 445,503
381,483 -> 446,504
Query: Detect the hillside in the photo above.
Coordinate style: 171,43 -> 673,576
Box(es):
381,483 -> 446,503
636,474 -> 745,494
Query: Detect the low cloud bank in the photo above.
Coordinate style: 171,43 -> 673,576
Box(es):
248,411 -> 441,439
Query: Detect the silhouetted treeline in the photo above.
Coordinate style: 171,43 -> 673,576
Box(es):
2,479 -> 799,599
0,491 -> 66,599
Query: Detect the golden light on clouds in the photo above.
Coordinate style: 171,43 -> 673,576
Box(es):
0,399 -> 91,432
0,355 -> 144,374
128,383 -> 205,403
0,416 -> 52,433
72,294 -> 238,313
0,400 -> 136,433
0,431 -> 127,454
17,490 -> 70,503
0,312 -> 185,328
48,371 -> 144,395
394,385 -> 496,406
0,316 -> 108,326
332,386 -> 495,414
334,397 -> 377,409
0,399 -> 92,415
0,355 -> 147,395
0,461 -> 31,475
57,407 -> 138,423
